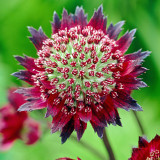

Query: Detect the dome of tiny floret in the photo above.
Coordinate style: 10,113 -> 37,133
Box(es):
12,5 -> 150,143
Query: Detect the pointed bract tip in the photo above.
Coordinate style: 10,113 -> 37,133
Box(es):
61,138 -> 67,144
116,118 -> 122,126
134,105 -> 143,111
145,51 -> 151,55
27,26 -> 44,36
75,6 -> 85,15
53,11 -> 57,16
17,106 -> 24,112
11,72 -> 17,77
38,26 -> 43,31
75,6 -> 81,11
27,26 -> 32,30
62,8 -> 68,15
11,71 -> 28,80
139,136 -> 146,141
99,133 -> 103,138
14,55 -> 21,58
130,29 -> 137,36
14,55 -> 24,62
53,11 -> 59,20
141,82 -> 148,88
118,20 -> 125,26
45,112 -> 49,118
76,134 -> 80,141
27,26 -> 37,37
98,4 -> 103,12
27,26 -> 35,32
13,88 -> 21,94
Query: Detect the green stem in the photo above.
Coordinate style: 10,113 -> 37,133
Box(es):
71,135 -> 106,160
102,129 -> 116,160
133,111 -> 145,135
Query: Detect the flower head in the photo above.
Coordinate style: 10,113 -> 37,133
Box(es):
129,135 -> 160,160
13,5 -> 150,143
0,88 -> 41,150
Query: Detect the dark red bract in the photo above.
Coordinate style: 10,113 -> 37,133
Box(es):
129,135 -> 160,160
0,88 -> 41,150
13,5 -> 150,143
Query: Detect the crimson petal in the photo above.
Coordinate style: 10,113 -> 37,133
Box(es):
51,108 -> 72,133
129,148 -> 145,160
12,71 -> 33,85
107,21 -> 125,40
7,88 -> 26,110
91,104 -> 108,126
74,115 -> 87,140
72,7 -> 87,28
112,90 -> 142,111
130,66 -> 148,77
78,106 -> 92,123
114,111 -> 122,126
15,87 -> 41,97
103,95 -> 122,126
124,80 -> 147,90
14,55 -> 42,72
60,119 -> 74,144
125,50 -> 151,64
150,134 -> 160,146
45,105 -> 61,118
88,5 -> 107,33
138,137 -> 149,148
45,93 -> 60,117
121,60 -> 142,76
116,76 -> 147,90
61,9 -> 74,30
115,29 -> 136,54
52,12 -> 61,34
18,98 -> 46,111
90,121 -> 104,138
90,114 -> 106,127
28,27 -> 48,50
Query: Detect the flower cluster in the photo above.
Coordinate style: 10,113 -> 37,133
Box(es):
0,88 -> 41,150
13,5 -> 150,143
129,135 -> 160,160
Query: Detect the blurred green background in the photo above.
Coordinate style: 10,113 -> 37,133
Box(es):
0,0 -> 160,159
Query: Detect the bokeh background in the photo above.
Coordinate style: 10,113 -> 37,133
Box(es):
0,0 -> 160,159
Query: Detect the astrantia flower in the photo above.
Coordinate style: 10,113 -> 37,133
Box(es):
0,88 -> 41,150
13,5 -> 150,143
57,157 -> 81,160
129,135 -> 160,160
